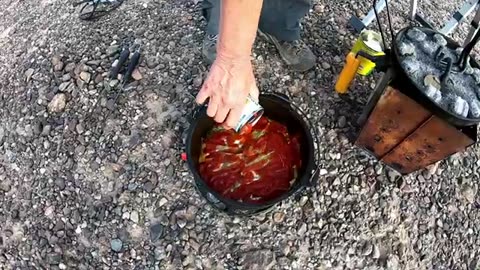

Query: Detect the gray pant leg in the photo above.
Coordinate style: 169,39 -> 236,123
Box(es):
202,0 -> 221,36
202,0 -> 312,41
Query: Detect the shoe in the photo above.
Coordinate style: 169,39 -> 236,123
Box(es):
258,30 -> 316,72
202,34 -> 218,64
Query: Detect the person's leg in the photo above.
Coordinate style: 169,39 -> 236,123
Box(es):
258,0 -> 311,42
202,0 -> 221,63
202,0 -> 221,36
258,0 -> 316,72
201,0 -> 316,71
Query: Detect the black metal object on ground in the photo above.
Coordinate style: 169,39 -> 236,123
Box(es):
186,93 -> 320,216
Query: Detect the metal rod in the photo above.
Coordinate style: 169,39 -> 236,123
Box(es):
409,0 -> 418,20
440,0 -> 479,35
373,0 -> 388,50
464,4 -> 480,46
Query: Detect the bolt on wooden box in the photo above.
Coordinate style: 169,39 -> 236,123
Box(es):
355,78 -> 477,175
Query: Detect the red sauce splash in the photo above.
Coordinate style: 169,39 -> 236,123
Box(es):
199,116 -> 302,204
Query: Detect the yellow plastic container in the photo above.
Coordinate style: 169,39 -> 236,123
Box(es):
335,52 -> 361,94
351,30 -> 385,76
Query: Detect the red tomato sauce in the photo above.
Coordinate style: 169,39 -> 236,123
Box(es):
199,116 -> 302,203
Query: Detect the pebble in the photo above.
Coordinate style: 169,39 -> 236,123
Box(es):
110,239 -> 122,252
25,68 -> 34,82
48,93 -> 67,113
130,211 -> 140,223
59,263 -> 67,270
150,223 -> 165,242
107,45 -> 120,56
132,69 -> 143,81
59,82 -> 71,92
55,178 -> 66,190
461,184 -> 477,204
76,123 -> 84,134
193,76 -> 203,88
52,55 -> 64,71
80,71 -> 91,83
147,57 -> 158,69
64,62 -> 76,73
338,116 -> 347,128
319,169 -> 328,176
273,212 -> 285,223
321,62 -> 331,69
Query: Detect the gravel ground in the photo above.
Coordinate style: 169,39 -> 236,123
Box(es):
1,0 -> 480,269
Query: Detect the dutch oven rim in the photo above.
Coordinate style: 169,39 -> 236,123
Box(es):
185,92 -> 319,210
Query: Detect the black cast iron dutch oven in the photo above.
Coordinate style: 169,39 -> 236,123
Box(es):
185,92 -> 320,216
392,26 -> 480,127
361,25 -> 480,127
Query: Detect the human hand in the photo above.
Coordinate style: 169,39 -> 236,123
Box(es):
196,53 -> 259,129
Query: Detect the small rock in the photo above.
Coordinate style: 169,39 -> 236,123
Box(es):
166,165 -> 175,178
52,55 -> 64,71
132,69 -> 143,81
64,62 -> 76,73
59,82 -> 71,92
79,71 -> 91,83
55,178 -> 65,190
45,206 -> 55,218
86,60 -> 101,66
319,169 -> 328,176
130,211 -> 139,223
273,212 -> 285,223
150,223 -> 165,242
146,57 -> 158,69
360,241 -> 373,256
110,239 -> 122,252
297,223 -> 307,236
107,45 -> 120,56
76,123 -> 84,134
333,55 -> 342,63
338,116 -> 347,128
59,263 -> 67,270
0,179 -> 11,192
48,94 -> 67,113
321,62 -> 331,70
461,184 -> 477,204
143,181 -> 155,193
193,76 -> 203,88
25,68 -> 34,82
42,124 -> 52,136
314,4 -> 324,13
177,218 -> 187,229
94,74 -> 104,84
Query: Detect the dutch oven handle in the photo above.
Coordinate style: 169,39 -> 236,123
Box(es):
266,92 -> 322,187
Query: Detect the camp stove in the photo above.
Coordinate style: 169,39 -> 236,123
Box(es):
340,0 -> 480,174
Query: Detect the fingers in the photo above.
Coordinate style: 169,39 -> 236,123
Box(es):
196,83 -> 211,105
214,107 -> 230,123
225,106 -> 243,129
207,96 -> 219,117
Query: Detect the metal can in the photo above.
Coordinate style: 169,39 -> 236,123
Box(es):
351,30 -> 385,76
234,95 -> 264,132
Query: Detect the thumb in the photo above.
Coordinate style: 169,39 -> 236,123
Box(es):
196,83 -> 211,105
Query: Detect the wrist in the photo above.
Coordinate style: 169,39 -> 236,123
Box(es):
217,40 -> 252,62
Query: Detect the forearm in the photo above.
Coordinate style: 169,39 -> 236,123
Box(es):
217,0 -> 264,59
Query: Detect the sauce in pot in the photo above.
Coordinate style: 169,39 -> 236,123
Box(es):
199,116 -> 302,203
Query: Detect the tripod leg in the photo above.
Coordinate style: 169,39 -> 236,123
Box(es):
409,0 -> 418,20
463,4 -> 480,47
